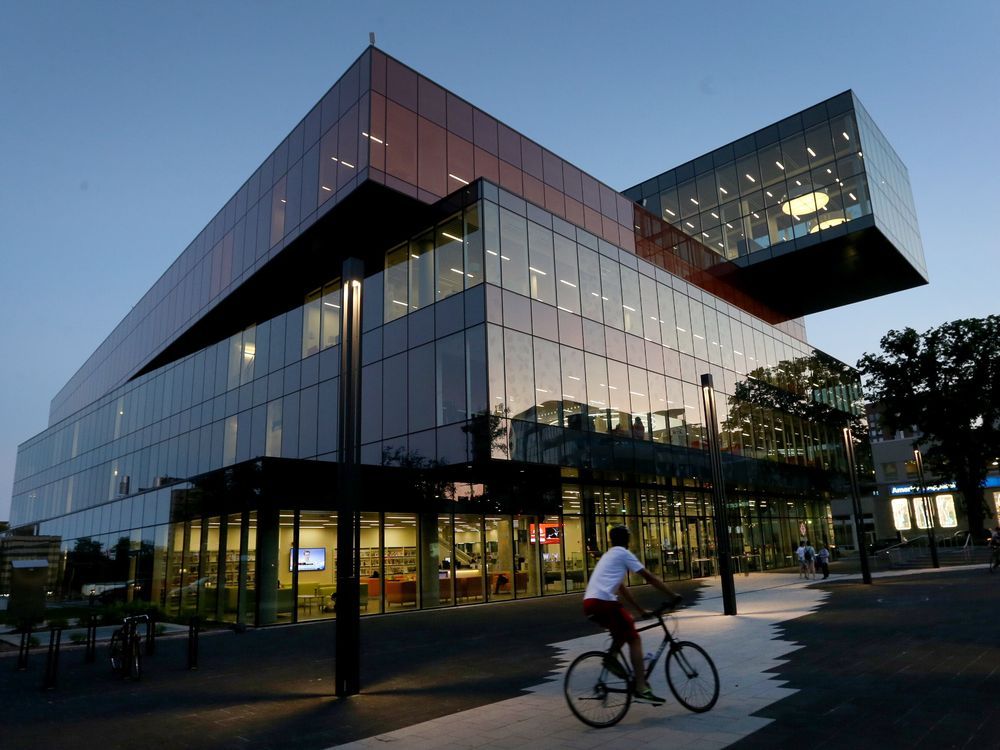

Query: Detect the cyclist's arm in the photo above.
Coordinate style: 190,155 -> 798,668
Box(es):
639,568 -> 680,600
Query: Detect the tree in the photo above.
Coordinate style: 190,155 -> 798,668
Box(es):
858,316 -> 1000,537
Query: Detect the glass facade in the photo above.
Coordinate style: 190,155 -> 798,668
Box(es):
10,50 -> 886,625
628,92 -> 875,259
625,90 -> 927,320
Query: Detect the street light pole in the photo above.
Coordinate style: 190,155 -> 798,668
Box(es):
335,258 -> 364,697
913,448 -> 940,568
700,374 -> 737,615
841,425 -> 872,585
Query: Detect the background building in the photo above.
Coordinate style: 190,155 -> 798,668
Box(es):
8,48 -> 926,625
855,405 -> 1000,547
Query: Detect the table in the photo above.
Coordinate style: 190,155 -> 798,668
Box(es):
297,594 -> 322,613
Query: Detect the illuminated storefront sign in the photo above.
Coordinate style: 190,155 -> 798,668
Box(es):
890,476 -> 1000,496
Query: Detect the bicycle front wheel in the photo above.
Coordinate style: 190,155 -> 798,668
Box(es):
129,638 -> 142,680
109,631 -> 124,675
564,651 -> 632,728
665,641 -> 719,712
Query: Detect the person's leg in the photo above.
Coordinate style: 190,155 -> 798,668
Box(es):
627,636 -> 647,690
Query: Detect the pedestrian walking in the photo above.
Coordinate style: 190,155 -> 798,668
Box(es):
816,543 -> 830,579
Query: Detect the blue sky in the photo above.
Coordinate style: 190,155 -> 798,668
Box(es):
2,1 -> 998,521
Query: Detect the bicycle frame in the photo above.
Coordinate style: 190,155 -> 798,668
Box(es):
635,612 -> 675,679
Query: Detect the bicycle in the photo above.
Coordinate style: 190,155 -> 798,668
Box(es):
564,601 -> 719,727
109,614 -> 149,680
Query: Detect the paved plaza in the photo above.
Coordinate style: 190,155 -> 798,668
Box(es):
2,564 -> 997,749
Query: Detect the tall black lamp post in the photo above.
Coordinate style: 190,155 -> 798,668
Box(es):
335,258 -> 364,697
913,448 -> 940,568
841,425 -> 873,584
700,374 -> 737,615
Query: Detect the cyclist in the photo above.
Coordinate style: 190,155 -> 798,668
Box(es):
583,525 -> 682,705
988,526 -> 1000,572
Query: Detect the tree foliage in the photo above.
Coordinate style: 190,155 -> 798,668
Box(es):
858,316 -> 1000,534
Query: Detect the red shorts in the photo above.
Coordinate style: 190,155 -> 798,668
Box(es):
583,598 -> 638,644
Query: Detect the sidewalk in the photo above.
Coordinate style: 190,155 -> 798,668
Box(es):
333,563 -> 997,750
0,564 -> 995,749
330,572 -> 833,749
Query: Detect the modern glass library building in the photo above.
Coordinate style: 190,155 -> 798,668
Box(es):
8,48 -> 926,626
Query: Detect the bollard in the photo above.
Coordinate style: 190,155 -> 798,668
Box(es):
84,616 -> 97,664
42,628 -> 62,690
187,616 -> 199,670
145,612 -> 155,656
16,622 -> 32,671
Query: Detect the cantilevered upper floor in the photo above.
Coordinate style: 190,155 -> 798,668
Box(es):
624,91 -> 927,320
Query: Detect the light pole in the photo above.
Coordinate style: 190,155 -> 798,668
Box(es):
335,258 -> 364,697
700,374 -> 736,615
841,425 -> 872,585
913,448 -> 940,568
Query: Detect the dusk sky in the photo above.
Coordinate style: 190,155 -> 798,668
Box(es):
2,1 -> 998,521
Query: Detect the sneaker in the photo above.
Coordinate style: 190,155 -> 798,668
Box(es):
632,687 -> 666,705
602,655 -> 627,679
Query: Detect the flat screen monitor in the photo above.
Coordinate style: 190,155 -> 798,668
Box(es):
291,547 -> 326,571
530,523 -> 562,544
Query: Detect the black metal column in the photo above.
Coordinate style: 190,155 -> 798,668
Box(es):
700,374 -> 737,615
335,258 -> 364,697
914,448 -> 940,568
842,426 -> 873,584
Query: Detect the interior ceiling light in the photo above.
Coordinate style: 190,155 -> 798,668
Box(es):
809,213 -> 847,233
781,191 -> 830,216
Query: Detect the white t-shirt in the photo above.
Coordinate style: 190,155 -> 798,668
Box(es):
584,546 -> 645,601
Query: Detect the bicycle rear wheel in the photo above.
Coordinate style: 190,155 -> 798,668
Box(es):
108,630 -> 124,675
564,651 -> 632,728
665,641 -> 719,712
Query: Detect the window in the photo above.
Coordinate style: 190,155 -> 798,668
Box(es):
320,282 -> 341,350
527,222 -> 556,305
880,462 -> 899,480
937,495 -> 958,528
302,289 -> 321,358
499,208 -> 529,296
553,235 -> 579,314
435,215 -> 465,302
409,231 -> 435,311
384,244 -> 409,322
891,498 -> 911,530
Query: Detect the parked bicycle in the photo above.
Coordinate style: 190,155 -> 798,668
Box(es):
109,614 -> 149,680
564,601 -> 719,727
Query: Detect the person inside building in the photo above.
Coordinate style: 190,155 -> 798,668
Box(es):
583,525 -> 682,704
